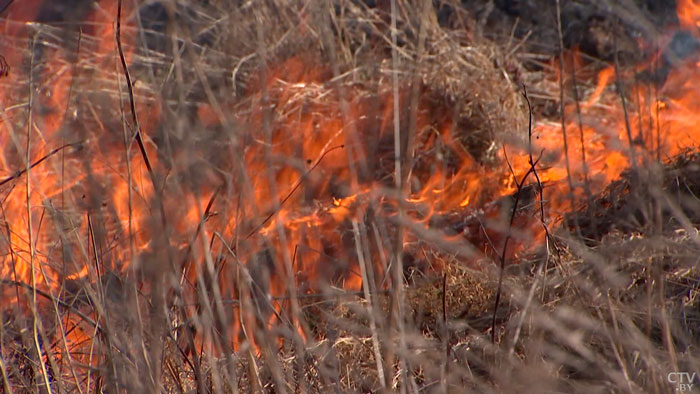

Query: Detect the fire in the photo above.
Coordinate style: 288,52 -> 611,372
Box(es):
678,0 -> 700,30
1,0 -> 700,387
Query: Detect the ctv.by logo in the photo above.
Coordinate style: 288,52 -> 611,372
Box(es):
667,372 -> 698,391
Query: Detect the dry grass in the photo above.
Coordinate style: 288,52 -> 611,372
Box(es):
0,1 -> 699,393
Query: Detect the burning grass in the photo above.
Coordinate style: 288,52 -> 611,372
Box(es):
1,0 -> 700,393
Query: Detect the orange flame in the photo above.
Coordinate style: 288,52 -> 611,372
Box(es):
678,0 -> 700,30
1,0 -> 700,378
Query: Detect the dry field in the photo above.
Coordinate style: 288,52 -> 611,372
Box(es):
0,0 -> 699,393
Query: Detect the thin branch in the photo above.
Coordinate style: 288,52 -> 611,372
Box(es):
490,153 -> 541,344
0,142 -> 83,188
245,144 -> 345,239
116,0 -> 155,178
0,279 -> 100,331
491,86 -> 547,344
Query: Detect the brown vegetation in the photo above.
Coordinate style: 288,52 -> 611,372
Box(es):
1,1 -> 699,393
